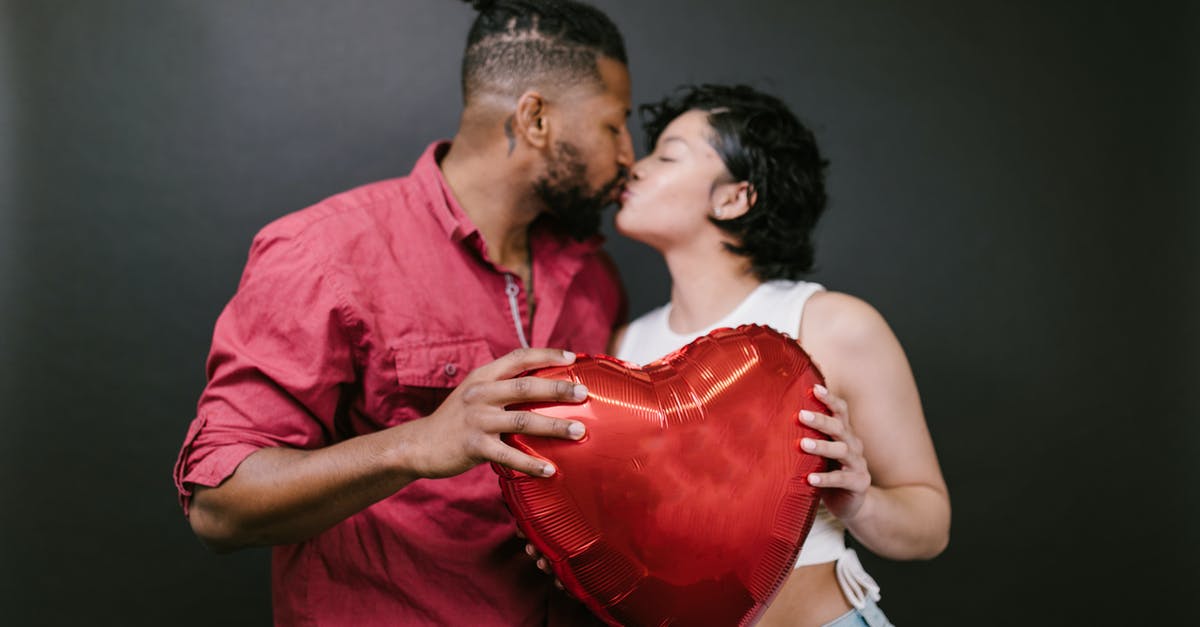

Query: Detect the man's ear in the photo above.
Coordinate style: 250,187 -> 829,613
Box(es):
513,90 -> 550,149
712,181 -> 756,220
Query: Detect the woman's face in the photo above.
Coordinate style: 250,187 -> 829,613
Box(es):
615,109 -> 732,249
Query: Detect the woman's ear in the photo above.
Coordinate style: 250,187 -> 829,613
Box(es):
513,90 -> 551,149
712,181 -> 756,220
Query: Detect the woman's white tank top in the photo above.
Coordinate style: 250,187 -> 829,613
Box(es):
614,280 -> 882,609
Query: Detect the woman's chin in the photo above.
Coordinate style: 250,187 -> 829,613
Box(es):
612,212 -> 637,238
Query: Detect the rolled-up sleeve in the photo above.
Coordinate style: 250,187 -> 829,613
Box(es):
173,228 -> 357,514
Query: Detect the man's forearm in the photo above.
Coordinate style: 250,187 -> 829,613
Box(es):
187,425 -> 422,552
187,348 -> 591,552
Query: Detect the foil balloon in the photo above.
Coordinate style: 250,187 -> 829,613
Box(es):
493,324 -> 830,627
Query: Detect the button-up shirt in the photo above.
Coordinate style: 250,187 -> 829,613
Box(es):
173,141 -> 624,626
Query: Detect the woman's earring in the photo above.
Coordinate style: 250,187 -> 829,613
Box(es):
713,207 -> 724,219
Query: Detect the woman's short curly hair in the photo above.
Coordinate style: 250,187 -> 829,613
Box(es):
640,84 -> 829,280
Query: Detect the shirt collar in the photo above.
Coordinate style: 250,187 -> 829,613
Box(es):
413,141 -> 477,243
412,140 -> 605,260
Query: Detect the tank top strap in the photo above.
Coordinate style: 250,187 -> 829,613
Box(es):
733,280 -> 825,339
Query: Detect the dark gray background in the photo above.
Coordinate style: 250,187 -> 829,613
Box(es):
2,1 -> 1197,625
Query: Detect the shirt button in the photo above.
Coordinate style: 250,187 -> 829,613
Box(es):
443,363 -> 458,377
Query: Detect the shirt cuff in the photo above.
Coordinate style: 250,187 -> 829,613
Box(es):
173,415 -> 263,516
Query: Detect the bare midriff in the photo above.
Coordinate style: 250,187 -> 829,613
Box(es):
755,561 -> 853,627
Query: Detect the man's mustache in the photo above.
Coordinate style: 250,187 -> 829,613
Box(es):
598,167 -> 630,201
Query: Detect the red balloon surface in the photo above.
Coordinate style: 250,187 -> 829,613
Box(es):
493,324 -> 830,627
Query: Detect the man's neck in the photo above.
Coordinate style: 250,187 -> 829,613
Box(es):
439,136 -> 541,274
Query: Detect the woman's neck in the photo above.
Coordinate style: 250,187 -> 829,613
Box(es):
663,246 -> 761,335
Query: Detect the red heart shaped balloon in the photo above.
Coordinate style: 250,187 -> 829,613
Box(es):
494,324 -> 830,627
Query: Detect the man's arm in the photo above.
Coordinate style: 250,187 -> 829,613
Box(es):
188,347 -> 589,552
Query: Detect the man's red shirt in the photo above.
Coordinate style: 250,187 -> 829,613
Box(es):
174,142 -> 623,626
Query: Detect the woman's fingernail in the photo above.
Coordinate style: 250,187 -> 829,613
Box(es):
801,438 -> 816,451
573,385 -> 588,401
808,474 -> 821,485
561,351 -> 576,363
814,384 -> 828,397
542,464 -> 556,477
568,422 -> 586,439
800,410 -> 815,423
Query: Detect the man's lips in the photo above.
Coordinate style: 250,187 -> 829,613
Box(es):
602,179 -> 628,205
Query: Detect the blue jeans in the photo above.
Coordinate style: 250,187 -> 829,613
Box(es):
821,597 -> 894,627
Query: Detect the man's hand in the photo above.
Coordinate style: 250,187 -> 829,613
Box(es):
516,526 -> 566,591
407,347 -> 589,479
188,347 -> 588,551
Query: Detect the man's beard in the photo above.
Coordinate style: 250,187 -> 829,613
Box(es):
535,141 -> 628,241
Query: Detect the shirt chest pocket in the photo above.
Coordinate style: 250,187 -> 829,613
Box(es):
390,337 -> 496,389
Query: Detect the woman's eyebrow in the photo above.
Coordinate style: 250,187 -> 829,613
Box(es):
660,136 -> 691,150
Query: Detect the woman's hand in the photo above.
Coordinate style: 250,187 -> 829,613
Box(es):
800,384 -> 872,522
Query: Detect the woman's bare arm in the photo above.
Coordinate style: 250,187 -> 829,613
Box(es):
799,291 -> 951,560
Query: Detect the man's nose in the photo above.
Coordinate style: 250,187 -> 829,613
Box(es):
617,127 -> 635,169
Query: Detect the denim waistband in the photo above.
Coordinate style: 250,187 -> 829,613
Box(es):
821,594 -> 893,627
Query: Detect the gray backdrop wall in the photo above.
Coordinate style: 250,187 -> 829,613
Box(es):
2,1 -> 1197,625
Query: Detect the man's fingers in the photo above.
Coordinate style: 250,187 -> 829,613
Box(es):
479,437 -> 557,478
499,377 -> 588,406
476,408 -> 585,441
478,348 -> 577,381
525,540 -> 564,590
463,377 -> 586,409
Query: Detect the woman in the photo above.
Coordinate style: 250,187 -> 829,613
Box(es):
610,84 -> 951,627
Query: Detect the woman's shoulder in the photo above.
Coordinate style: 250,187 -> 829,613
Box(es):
801,290 -> 896,352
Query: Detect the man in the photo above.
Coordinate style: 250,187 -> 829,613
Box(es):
173,1 -> 633,624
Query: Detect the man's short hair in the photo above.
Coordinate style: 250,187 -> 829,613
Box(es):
460,0 -> 627,102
